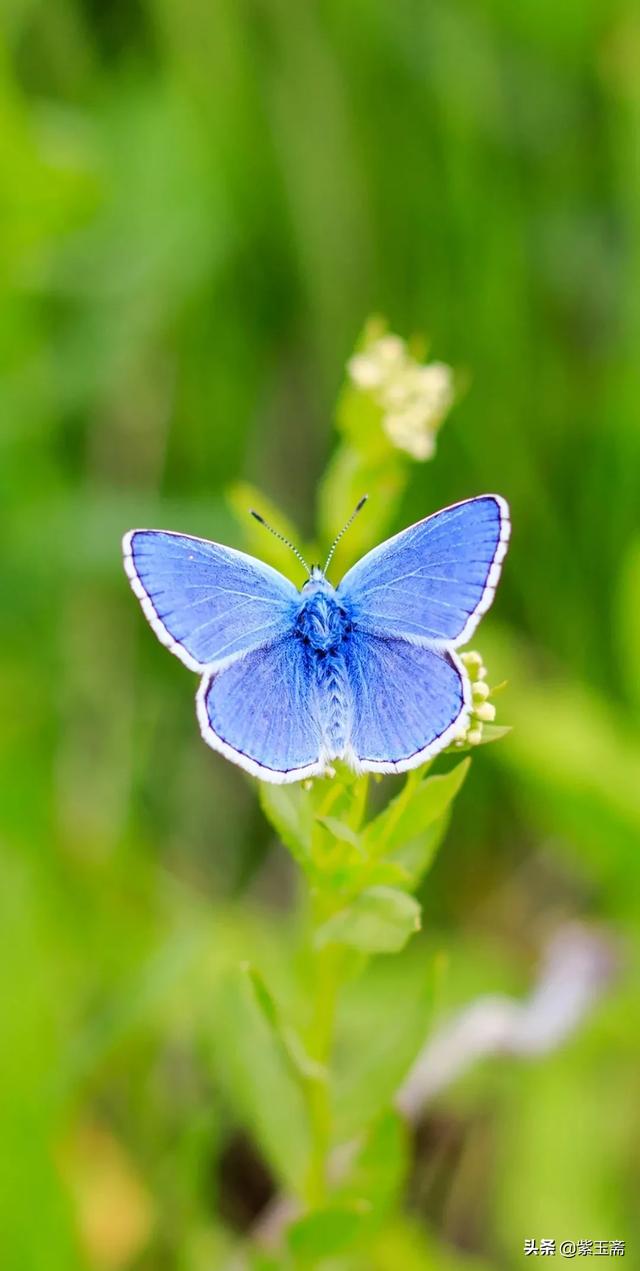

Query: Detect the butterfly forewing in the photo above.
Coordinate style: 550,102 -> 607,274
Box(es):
337,495 -> 510,647
123,529 -> 297,671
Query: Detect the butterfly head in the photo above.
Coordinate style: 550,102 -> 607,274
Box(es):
300,565 -> 336,604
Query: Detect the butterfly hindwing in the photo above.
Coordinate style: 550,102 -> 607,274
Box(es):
337,495 -> 509,647
197,635 -> 324,782
123,529 -> 297,671
344,633 -> 469,772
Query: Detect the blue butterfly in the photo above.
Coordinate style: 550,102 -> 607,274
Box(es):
123,494 -> 510,784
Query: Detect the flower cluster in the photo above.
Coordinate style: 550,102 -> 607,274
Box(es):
347,333 -> 455,460
451,651 -> 497,748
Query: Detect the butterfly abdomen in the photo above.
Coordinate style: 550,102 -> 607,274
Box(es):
314,648 -> 350,756
295,586 -> 352,756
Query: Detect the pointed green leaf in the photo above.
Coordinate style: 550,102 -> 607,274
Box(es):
476,723 -> 512,745
364,758 -> 470,858
316,816 -> 363,852
279,1027 -> 327,1085
310,767 -> 370,834
333,949 -> 437,1139
363,861 -> 411,888
288,1113 -> 409,1258
245,965 -> 326,1086
288,1205 -> 368,1259
447,724 -> 512,753
208,969 -> 309,1190
315,887 -> 421,953
245,963 -> 279,1031
334,1109 -> 408,1218
259,783 -> 313,868
391,811 -> 452,889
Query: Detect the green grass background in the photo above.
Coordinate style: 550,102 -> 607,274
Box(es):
2,0 -> 640,1267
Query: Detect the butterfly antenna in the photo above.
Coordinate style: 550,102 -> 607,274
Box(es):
249,510 -> 311,576
324,495 -> 369,573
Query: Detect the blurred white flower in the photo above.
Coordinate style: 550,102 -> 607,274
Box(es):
347,334 -> 455,461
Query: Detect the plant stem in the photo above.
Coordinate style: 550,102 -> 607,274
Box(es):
303,903 -> 341,1208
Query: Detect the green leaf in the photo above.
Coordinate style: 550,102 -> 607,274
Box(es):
315,886 -> 421,953
392,812 -> 452,890
316,815 -> 363,852
245,965 -> 326,1085
247,1256 -> 282,1271
346,775 -> 370,833
245,963 -> 279,1029
288,1205 -> 367,1260
362,861 -> 412,888
333,948 -> 436,1139
447,724 -> 512,753
207,969 -> 309,1191
364,758 -> 470,859
259,783 -> 313,869
476,723 -> 512,745
335,1109 -> 408,1218
287,1113 -> 409,1259
310,765 -> 370,834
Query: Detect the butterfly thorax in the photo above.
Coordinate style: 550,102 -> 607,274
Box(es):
295,580 -> 352,655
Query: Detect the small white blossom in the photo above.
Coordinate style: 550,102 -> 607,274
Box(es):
348,353 -> 385,390
385,404 -> 438,460
449,651 -> 502,749
462,651 -> 485,675
471,680 -> 490,702
347,333 -> 455,461
474,701 -> 496,723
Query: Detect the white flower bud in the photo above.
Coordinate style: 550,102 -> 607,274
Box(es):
376,334 -> 406,366
347,353 -> 384,390
384,405 -> 436,460
474,702 -> 496,723
412,362 -> 454,415
461,651 -> 483,670
472,680 -> 490,702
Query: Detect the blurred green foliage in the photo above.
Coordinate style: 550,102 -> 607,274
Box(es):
2,0 -> 640,1267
